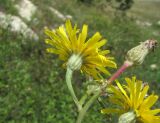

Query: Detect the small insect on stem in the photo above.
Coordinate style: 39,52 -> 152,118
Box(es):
144,39 -> 158,52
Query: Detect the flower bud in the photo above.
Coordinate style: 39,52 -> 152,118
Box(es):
118,111 -> 136,123
126,39 -> 157,65
87,84 -> 101,95
67,54 -> 82,71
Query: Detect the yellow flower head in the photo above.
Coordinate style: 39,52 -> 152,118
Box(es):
45,20 -> 116,79
101,77 -> 160,123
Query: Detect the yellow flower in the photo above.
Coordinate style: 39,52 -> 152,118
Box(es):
45,20 -> 116,79
101,77 -> 160,123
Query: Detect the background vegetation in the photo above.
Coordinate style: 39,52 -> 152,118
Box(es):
0,0 -> 160,122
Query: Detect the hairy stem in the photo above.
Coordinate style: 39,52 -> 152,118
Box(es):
66,68 -> 82,111
76,60 -> 133,123
108,60 -> 133,84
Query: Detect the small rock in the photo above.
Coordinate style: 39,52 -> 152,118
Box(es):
136,20 -> 152,27
49,7 -> 66,21
145,22 -> 152,27
157,21 -> 160,26
150,64 -> 158,70
15,0 -> 37,21
65,15 -> 72,19
0,12 -> 39,40
49,7 -> 73,21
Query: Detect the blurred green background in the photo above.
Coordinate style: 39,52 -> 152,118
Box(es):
0,0 -> 160,123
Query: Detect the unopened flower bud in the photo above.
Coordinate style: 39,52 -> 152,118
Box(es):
67,54 -> 82,71
126,39 -> 157,65
87,84 -> 100,95
118,111 -> 136,123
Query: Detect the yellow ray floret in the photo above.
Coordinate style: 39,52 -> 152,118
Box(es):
101,77 -> 160,123
45,20 -> 116,79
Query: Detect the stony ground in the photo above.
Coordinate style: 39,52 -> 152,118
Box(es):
0,0 -> 160,123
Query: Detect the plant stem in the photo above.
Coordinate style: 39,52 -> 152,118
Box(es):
76,91 -> 101,123
76,60 -> 133,123
79,93 -> 88,106
66,68 -> 82,111
108,60 -> 133,84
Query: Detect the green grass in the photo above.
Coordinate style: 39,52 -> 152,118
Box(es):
0,0 -> 19,15
128,0 -> 160,22
0,0 -> 160,122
